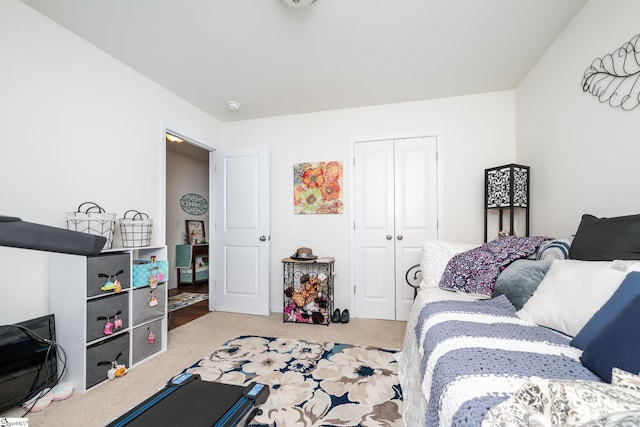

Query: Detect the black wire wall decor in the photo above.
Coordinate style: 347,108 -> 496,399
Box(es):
582,33 -> 640,111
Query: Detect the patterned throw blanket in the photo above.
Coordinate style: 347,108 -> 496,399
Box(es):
414,296 -> 600,427
439,235 -> 550,296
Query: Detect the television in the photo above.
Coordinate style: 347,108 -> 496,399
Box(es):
0,314 -> 59,415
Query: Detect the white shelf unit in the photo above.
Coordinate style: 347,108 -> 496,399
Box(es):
50,245 -> 168,392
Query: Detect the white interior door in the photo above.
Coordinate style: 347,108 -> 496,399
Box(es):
213,145 -> 270,315
354,137 -> 438,321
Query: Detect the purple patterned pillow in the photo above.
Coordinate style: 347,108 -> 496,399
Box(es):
439,235 -> 551,296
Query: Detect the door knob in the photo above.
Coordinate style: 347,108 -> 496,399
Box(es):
397,235 -> 403,240
259,235 -> 267,241
386,235 -> 393,240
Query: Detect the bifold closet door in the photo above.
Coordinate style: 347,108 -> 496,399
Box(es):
354,137 -> 438,320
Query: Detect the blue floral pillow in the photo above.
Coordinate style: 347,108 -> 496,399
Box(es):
439,235 -> 551,296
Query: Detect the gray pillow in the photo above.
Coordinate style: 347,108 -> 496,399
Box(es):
492,259 -> 552,309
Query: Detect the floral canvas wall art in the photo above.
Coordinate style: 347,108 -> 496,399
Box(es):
293,161 -> 343,214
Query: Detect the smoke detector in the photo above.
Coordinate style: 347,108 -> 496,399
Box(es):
227,101 -> 241,111
282,0 -> 317,8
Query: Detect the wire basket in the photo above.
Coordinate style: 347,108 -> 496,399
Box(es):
119,210 -> 153,247
66,202 -> 116,250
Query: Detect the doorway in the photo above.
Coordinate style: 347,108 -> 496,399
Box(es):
165,131 -> 211,329
352,136 -> 439,321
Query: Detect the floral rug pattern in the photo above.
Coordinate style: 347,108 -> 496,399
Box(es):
185,335 -> 403,426
167,292 -> 208,312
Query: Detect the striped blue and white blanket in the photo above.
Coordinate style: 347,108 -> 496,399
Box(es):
415,295 -> 601,427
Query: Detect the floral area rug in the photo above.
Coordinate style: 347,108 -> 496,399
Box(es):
184,335 -> 403,426
167,292 -> 208,312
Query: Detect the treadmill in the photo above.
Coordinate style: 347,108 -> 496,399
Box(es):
107,373 -> 270,427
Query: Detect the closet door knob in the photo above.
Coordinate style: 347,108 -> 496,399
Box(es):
386,235 -> 393,240
259,235 -> 267,241
397,235 -> 403,240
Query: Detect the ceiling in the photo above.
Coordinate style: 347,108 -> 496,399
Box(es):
20,0 -> 587,123
166,135 -> 210,163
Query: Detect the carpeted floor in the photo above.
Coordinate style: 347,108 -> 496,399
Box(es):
167,292 -> 209,312
186,335 -> 403,426
5,311 -> 406,426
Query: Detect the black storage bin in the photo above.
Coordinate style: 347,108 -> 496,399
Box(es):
87,252 -> 130,297
86,333 -> 130,389
86,292 -> 129,342
132,319 -> 163,364
132,283 -> 165,325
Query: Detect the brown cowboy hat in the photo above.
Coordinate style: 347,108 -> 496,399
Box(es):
292,247 -> 317,260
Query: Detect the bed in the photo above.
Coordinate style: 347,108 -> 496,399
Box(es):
397,214 -> 640,427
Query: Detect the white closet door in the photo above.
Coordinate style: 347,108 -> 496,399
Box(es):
394,137 -> 438,320
354,137 -> 438,320
354,141 -> 396,320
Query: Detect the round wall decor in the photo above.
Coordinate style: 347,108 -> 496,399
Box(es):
180,193 -> 208,215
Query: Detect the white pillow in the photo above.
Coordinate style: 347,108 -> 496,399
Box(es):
516,259 -> 640,337
419,239 -> 480,289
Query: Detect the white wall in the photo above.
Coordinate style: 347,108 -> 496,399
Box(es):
0,1 -> 221,324
5,0 -> 637,326
1,0 -> 518,323
222,92 -> 516,312
516,0 -> 640,237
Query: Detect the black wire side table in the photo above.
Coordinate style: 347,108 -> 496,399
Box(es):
282,257 -> 334,325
